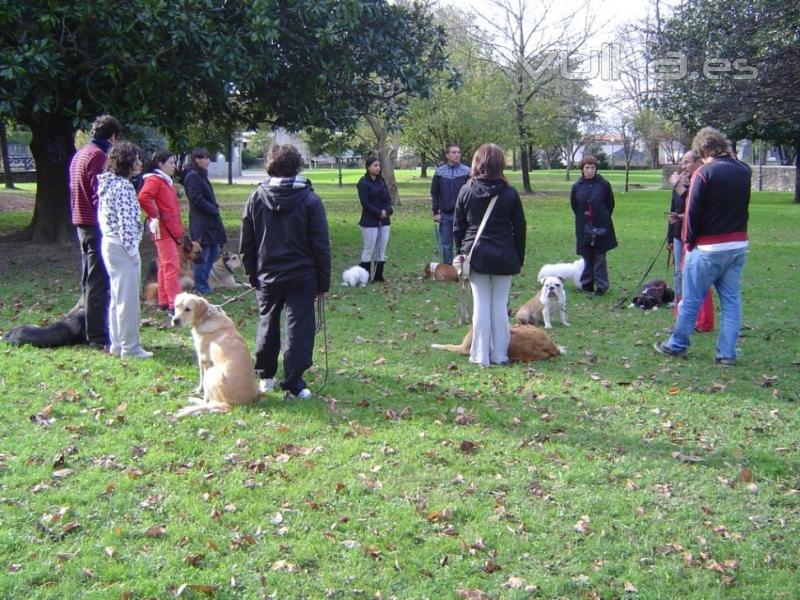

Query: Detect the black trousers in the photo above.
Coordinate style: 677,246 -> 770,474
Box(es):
579,246 -> 609,293
254,277 -> 317,395
77,225 -> 110,346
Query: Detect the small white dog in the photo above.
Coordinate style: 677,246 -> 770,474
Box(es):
537,258 -> 584,289
342,265 -> 369,287
515,276 -> 570,329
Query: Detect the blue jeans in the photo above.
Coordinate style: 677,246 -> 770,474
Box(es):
666,247 -> 747,359
672,239 -> 683,297
438,212 -> 454,264
193,244 -> 220,294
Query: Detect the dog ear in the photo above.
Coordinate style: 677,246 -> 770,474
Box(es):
192,296 -> 208,323
538,276 -> 546,285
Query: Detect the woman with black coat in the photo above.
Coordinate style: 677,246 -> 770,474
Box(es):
570,155 -> 617,295
357,156 -> 393,282
184,147 -> 227,294
453,143 -> 526,367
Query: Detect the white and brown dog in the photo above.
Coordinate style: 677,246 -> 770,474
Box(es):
424,262 -> 459,282
171,292 -> 258,417
515,276 -> 570,329
537,258 -> 584,289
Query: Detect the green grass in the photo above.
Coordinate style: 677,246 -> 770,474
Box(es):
0,171 -> 798,598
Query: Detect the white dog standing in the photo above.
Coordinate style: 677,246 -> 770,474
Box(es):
537,258 -> 584,289
342,265 -> 369,287
515,276 -> 570,329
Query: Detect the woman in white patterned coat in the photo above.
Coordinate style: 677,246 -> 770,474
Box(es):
97,141 -> 151,358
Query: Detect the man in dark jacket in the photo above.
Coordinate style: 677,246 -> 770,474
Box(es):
431,144 -> 470,264
655,127 -> 751,365
240,145 -> 331,399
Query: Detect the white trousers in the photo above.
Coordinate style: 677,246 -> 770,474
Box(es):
468,272 -> 512,366
360,225 -> 390,262
101,238 -> 144,356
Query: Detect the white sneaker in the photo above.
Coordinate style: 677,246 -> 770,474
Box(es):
284,388 -> 311,400
258,378 -> 275,393
123,348 -> 153,359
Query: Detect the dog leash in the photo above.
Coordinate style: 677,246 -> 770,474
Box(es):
613,235 -> 667,309
215,286 -> 256,309
314,295 -> 329,394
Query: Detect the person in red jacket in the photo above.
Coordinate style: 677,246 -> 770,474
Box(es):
137,151 -> 185,313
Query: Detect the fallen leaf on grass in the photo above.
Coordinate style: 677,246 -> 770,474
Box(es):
456,589 -> 489,600
271,560 -> 298,572
732,468 -> 752,486
460,440 -> 479,454
574,516 -> 591,535
144,525 -> 166,538
52,468 -> 74,479
425,508 -> 454,522
624,581 -> 638,593
7,564 -> 21,573
482,560 -> 501,573
183,554 -> 204,567
30,413 -> 55,426
501,576 -> 525,589
672,452 -> 706,464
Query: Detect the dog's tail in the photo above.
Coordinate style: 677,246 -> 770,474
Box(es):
430,343 -> 469,355
557,345 -> 567,355
175,400 -> 231,418
142,282 -> 159,304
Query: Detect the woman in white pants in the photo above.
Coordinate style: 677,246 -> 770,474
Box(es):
356,157 -> 393,282
453,144 -> 526,366
97,141 -> 151,358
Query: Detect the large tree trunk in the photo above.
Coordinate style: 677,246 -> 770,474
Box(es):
1,122 -> 15,189
23,114 -> 76,242
227,132 -> 234,185
420,163 -> 428,178
514,101 -> 531,193
365,114 -> 400,205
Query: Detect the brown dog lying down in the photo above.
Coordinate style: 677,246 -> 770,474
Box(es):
431,324 -> 563,362
425,262 -> 459,282
171,292 -> 258,417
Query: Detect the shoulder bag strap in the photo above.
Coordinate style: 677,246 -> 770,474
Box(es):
467,195 -> 499,262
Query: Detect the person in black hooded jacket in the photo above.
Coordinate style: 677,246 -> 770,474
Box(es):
240,144 -> 331,400
454,143 -> 526,367
570,155 -> 617,295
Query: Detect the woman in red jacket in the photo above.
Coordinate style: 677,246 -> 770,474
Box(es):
137,151 -> 185,313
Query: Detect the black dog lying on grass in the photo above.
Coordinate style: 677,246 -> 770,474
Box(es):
631,279 -> 675,310
3,311 -> 87,347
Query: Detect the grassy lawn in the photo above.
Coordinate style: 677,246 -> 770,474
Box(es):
0,170 -> 798,598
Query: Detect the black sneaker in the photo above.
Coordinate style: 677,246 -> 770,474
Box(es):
714,357 -> 736,366
653,341 -> 687,358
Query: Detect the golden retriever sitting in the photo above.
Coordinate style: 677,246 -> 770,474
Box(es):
431,324 -> 563,362
171,292 -> 257,417
424,262 -> 459,282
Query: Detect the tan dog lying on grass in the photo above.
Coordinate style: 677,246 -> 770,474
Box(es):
171,292 -> 257,417
431,324 -> 563,362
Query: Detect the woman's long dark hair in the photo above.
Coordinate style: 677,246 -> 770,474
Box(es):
364,156 -> 383,179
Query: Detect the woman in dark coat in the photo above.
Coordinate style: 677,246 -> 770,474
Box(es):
356,156 -> 393,282
453,143 -> 526,367
184,147 -> 227,294
570,155 -> 617,295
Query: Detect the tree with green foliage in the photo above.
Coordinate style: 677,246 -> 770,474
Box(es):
400,7 -> 515,176
0,0 -> 449,241
656,0 -> 800,201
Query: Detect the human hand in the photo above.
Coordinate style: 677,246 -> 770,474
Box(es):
379,210 -> 387,220
433,213 -> 441,223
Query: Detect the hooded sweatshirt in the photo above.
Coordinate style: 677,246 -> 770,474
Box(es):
453,177 -> 526,276
240,176 -> 331,292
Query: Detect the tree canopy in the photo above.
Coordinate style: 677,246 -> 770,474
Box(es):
0,0 -> 448,240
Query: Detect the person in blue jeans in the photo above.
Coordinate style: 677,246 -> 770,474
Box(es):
184,147 -> 226,294
431,144 -> 470,264
654,127 -> 751,365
